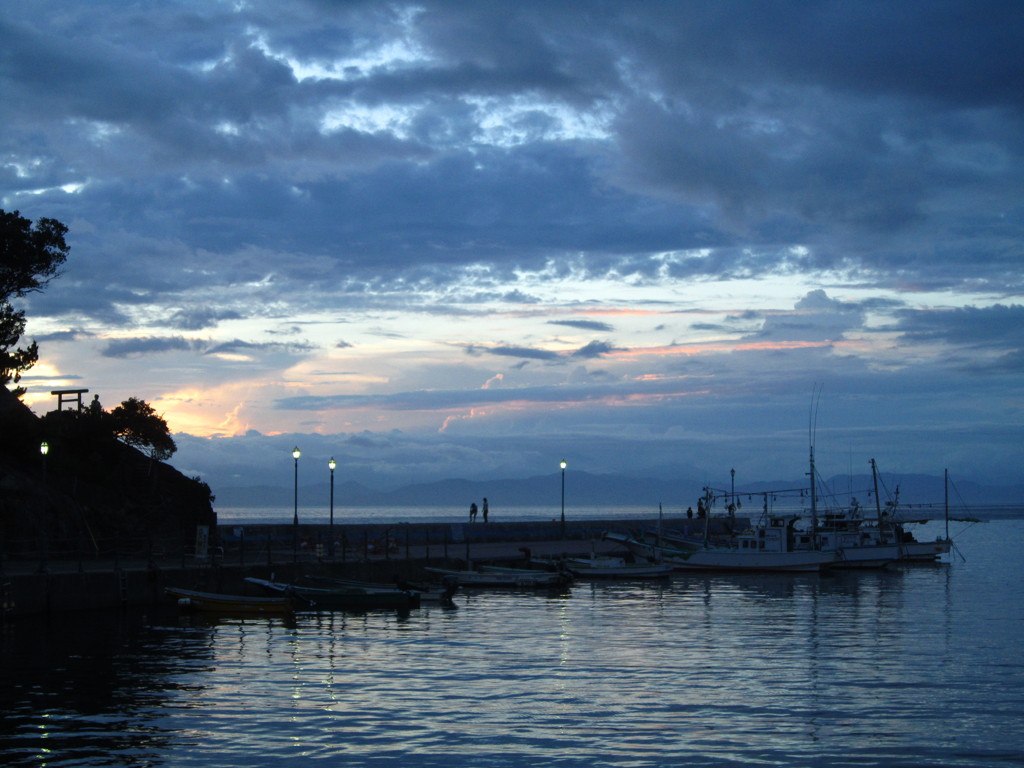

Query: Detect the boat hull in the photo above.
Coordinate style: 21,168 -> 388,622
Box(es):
425,567 -> 570,588
605,532 -> 833,573
245,577 -> 419,610
165,587 -> 292,614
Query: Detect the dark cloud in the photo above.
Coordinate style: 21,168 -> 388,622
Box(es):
206,338 -> 317,355
572,340 -> 618,359
168,307 -> 243,331
102,336 -> 207,358
468,344 -> 561,361
550,319 -> 615,332
891,304 -> 1024,349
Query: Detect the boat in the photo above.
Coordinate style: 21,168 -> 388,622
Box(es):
424,566 -> 572,588
245,577 -> 420,610
538,541 -> 673,579
308,576 -> 458,607
874,464 -> 954,562
165,586 -> 293,614
604,516 -> 836,573
796,458 -> 901,569
558,554 -> 673,579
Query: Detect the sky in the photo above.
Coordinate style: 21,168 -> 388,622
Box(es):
2,1 -> 1022,500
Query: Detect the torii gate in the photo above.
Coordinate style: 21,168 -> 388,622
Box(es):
51,388 -> 89,411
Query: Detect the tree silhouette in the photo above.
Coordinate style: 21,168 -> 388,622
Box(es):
110,397 -> 177,461
1,209 -> 70,396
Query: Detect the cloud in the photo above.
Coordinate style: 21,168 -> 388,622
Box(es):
4,1 -> 1023,492
549,319 -> 615,332
102,336 -> 207,358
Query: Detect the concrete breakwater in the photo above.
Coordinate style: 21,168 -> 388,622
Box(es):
3,516 -> 726,618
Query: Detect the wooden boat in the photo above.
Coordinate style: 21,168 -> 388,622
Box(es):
559,555 -> 673,579
425,566 -> 572,588
536,541 -> 673,579
308,576 -> 458,607
245,577 -> 420,610
165,586 -> 292,614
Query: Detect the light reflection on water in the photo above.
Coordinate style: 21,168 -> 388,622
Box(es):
1,520 -> 1022,767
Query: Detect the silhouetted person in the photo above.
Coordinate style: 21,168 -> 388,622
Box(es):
482,497 -> 489,523
686,506 -> 693,519
469,502 -> 478,522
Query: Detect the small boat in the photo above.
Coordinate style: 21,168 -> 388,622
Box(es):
539,541 -> 673,579
165,586 -> 292,614
559,555 -> 673,579
245,577 -> 420,611
425,566 -> 572,588
308,576 -> 458,608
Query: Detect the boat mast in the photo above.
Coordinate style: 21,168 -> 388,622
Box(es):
870,458 -> 883,524
807,387 -> 821,536
808,442 -> 819,536
944,468 -> 950,541
702,487 -> 711,548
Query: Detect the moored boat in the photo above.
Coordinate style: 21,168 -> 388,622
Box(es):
245,577 -> 420,610
165,586 -> 293,614
559,555 -> 673,579
604,520 -> 836,573
308,576 -> 458,607
425,566 -> 572,588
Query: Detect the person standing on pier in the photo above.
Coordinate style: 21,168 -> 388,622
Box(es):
482,498 -> 489,523
469,502 -> 478,522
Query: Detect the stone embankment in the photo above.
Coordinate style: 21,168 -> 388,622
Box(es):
3,517 -> 704,617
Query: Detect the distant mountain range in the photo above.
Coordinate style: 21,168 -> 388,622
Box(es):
213,470 -> 1023,510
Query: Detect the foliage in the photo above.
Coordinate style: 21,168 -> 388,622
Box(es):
0,209 -> 70,395
110,397 -> 177,461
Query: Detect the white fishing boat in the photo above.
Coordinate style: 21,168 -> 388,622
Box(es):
604,514 -> 835,573
875,465 -> 955,562
798,457 -> 901,569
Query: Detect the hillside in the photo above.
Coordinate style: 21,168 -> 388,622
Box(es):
0,386 -> 216,557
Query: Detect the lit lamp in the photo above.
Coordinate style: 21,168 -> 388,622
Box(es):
328,457 -> 336,559
40,441 -> 49,483
292,446 -> 301,563
560,459 -> 567,538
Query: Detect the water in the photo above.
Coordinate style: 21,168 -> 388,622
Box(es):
2,519 -> 1022,767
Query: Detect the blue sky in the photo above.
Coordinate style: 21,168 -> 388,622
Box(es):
3,1 -> 1022,498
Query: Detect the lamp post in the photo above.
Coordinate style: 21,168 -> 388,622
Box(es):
560,459 -> 567,538
328,457 -> 336,559
40,441 -> 50,572
292,446 -> 301,563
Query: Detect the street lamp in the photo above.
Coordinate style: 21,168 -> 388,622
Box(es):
292,446 -> 301,563
328,457 -> 336,559
40,442 -> 49,483
560,459 -> 567,538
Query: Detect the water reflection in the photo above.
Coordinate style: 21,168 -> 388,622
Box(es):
1,521 -> 1022,767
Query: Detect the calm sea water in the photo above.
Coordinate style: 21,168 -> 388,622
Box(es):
2,518 -> 1021,767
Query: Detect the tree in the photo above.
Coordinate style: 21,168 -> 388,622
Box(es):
110,397 -> 177,461
0,209 -> 70,395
